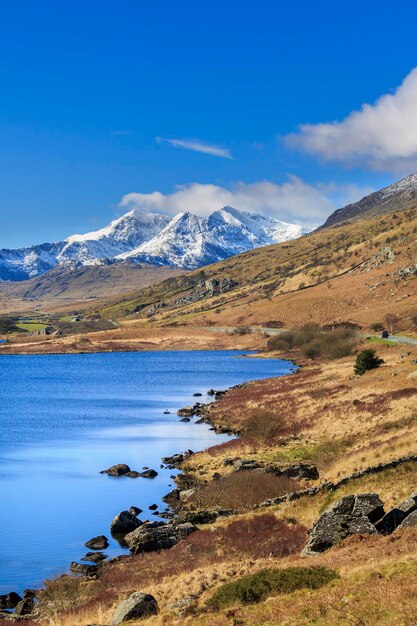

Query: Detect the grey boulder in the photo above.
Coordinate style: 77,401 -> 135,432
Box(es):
303,493 -> 385,555
111,510 -> 141,536
110,592 -> 158,624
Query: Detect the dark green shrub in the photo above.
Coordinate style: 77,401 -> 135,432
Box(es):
207,566 -> 338,609
354,349 -> 384,376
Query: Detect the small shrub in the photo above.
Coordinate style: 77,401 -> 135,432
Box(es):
244,410 -> 289,442
370,322 -> 384,332
354,349 -> 384,376
234,325 -> 252,335
207,565 -> 338,609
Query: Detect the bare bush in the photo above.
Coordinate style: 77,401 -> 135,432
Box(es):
192,470 -> 301,510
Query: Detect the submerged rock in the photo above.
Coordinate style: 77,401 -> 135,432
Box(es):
84,535 -> 109,550
110,591 -> 158,624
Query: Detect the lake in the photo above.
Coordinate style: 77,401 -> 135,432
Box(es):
0,350 -> 293,593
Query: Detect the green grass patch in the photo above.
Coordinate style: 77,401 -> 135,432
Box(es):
366,336 -> 395,345
207,566 -> 338,609
16,322 -> 48,331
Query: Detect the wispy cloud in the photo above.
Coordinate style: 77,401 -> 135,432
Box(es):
286,67 -> 417,173
156,136 -> 234,159
120,177 -> 374,226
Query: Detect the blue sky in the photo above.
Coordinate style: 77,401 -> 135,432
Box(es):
2,0 -> 417,247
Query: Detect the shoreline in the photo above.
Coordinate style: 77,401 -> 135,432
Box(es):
0,351 -> 294,614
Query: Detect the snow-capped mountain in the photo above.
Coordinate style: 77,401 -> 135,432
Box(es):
0,207 -> 305,281
118,207 -> 304,268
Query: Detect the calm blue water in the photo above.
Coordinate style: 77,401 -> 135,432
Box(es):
0,350 -> 292,593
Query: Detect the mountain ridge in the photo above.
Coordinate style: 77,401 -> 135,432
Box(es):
322,172 -> 417,228
0,207 -> 304,281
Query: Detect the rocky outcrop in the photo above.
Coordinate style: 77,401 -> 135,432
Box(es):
179,509 -> 234,525
177,406 -> 195,417
109,592 -> 158,624
303,494 -> 385,555
84,535 -> 109,550
125,521 -> 197,554
111,510 -> 141,536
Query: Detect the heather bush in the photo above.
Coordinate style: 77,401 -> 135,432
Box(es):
244,410 -> 289,442
207,565 -> 338,609
192,470 -> 300,510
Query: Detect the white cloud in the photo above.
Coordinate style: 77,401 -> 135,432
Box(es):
156,136 -> 234,159
286,67 -> 417,172
119,178 -> 374,226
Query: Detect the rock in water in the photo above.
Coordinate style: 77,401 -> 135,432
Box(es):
100,464 -> 131,476
303,493 -> 385,555
138,468 -> 158,478
0,592 -> 22,609
81,551 -> 108,563
84,535 -> 109,550
111,510 -> 141,536
110,592 -> 158,624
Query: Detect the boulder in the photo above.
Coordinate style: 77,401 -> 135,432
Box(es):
125,522 -> 196,555
138,468 -> 158,478
0,592 -> 22,610
149,504 -> 158,510
303,493 -> 385,555
234,459 -> 262,471
177,406 -> 195,417
179,417 -> 191,422
70,562 -> 98,576
100,464 -> 131,476
129,506 -> 143,516
397,509 -> 417,529
81,552 -> 108,563
84,535 -> 109,550
111,510 -> 142,536
110,592 -> 158,624
280,464 -> 319,480
161,451 -> 193,468
14,598 -> 35,617
376,492 -> 417,534
179,509 -> 232,524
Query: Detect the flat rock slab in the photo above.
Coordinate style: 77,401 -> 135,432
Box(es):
85,535 -> 109,550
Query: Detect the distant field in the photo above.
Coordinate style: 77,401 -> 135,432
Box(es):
16,321 -> 48,331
